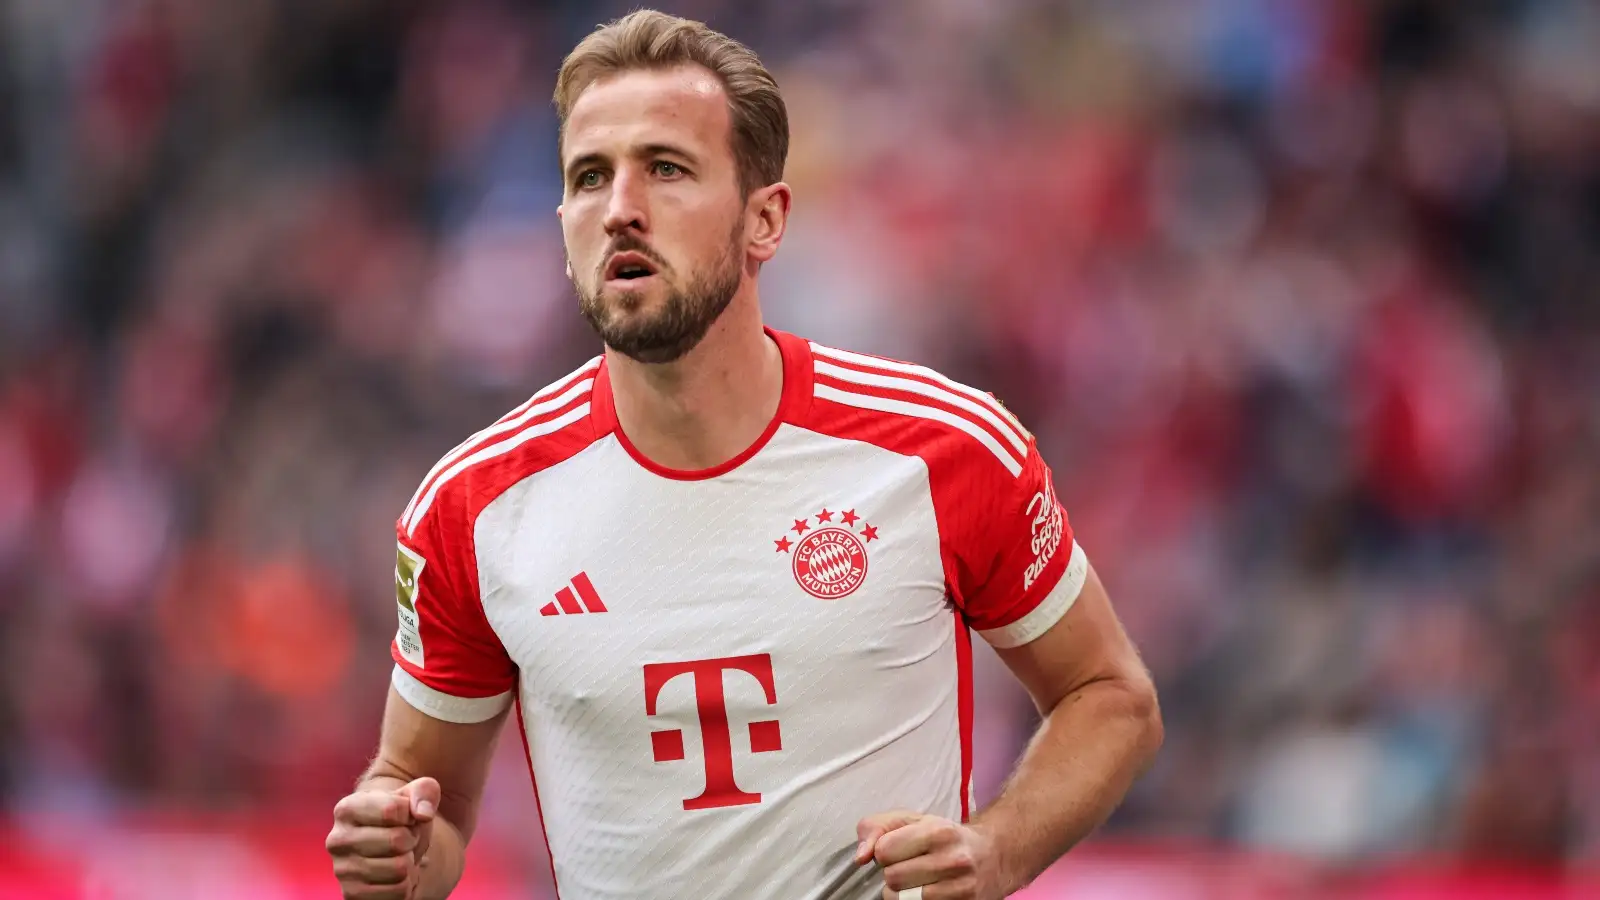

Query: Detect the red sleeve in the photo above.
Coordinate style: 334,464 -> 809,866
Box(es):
941,439 -> 1089,648
389,491 -> 515,723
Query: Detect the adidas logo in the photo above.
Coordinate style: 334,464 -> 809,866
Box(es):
541,572 -> 609,616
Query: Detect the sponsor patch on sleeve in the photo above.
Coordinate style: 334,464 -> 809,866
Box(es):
1023,472 -> 1066,591
395,542 -> 426,667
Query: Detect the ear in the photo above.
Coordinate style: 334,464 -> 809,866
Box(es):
747,182 -> 791,265
556,204 -> 564,220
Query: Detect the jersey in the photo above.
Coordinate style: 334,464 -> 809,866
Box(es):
388,328 -> 1088,900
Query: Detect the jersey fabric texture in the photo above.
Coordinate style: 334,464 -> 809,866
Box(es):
388,328 -> 1088,900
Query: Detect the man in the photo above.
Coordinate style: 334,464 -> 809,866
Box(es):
326,10 -> 1161,900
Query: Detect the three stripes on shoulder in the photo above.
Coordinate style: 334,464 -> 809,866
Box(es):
400,342 -> 1033,542
400,358 -> 602,538
809,342 -> 1031,478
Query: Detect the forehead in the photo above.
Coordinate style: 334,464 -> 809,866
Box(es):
563,65 -> 732,163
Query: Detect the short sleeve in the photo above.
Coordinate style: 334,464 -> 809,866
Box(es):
944,440 -> 1090,649
389,497 -> 515,723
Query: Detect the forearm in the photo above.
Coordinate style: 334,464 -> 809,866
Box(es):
413,816 -> 467,900
969,676 -> 1162,894
360,770 -> 469,899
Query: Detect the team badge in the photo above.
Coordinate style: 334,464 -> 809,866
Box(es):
772,507 -> 879,600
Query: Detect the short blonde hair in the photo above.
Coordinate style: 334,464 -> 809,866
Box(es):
553,10 -> 788,196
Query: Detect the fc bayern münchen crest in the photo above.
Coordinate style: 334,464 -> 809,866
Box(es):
773,508 -> 879,600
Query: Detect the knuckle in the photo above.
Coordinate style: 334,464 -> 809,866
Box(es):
949,844 -> 975,871
355,855 -> 408,886
333,826 -> 372,857
335,792 -> 371,818
332,858 -> 365,881
372,855 -> 408,882
342,792 -> 382,822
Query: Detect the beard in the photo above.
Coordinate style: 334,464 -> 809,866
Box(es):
575,224 -> 744,365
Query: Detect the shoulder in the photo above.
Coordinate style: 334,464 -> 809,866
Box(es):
398,356 -> 605,540
799,338 -> 1034,481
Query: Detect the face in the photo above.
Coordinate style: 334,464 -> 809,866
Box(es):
559,66 -> 752,364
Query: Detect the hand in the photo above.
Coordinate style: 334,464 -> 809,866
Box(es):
326,776 -> 441,899
855,810 -> 1004,900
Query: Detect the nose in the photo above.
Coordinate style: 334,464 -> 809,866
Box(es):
603,166 -> 648,236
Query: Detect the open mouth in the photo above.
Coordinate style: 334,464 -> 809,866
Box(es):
604,252 -> 659,283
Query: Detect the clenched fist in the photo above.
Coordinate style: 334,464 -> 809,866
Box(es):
326,776 -> 440,900
855,810 -> 1005,900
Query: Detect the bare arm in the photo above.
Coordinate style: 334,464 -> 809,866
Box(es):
329,685 -> 508,900
970,564 -> 1163,893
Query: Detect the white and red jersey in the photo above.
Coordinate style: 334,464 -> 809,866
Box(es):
389,329 -> 1087,900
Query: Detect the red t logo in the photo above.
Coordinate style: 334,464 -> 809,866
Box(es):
643,654 -> 782,810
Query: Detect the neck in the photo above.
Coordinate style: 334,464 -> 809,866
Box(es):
605,292 -> 783,472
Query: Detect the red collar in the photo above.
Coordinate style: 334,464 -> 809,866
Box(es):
589,326 -> 815,481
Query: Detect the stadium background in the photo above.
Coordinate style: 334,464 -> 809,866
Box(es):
0,0 -> 1597,897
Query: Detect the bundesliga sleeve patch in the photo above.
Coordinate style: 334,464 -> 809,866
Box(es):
395,542 -> 427,667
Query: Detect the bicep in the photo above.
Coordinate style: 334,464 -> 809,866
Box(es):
993,564 -> 1151,714
375,684 -> 510,842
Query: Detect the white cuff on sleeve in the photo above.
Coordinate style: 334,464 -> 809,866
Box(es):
977,541 -> 1089,649
391,665 -> 513,724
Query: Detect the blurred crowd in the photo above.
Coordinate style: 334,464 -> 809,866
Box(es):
0,0 -> 1597,877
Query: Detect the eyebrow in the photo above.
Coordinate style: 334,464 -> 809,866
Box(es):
638,142 -> 698,163
564,152 -> 607,181
564,143 -> 701,180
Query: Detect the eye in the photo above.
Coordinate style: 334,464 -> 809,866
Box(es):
577,170 -> 604,189
653,161 -> 683,178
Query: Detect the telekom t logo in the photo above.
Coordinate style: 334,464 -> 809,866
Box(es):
644,654 -> 782,810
